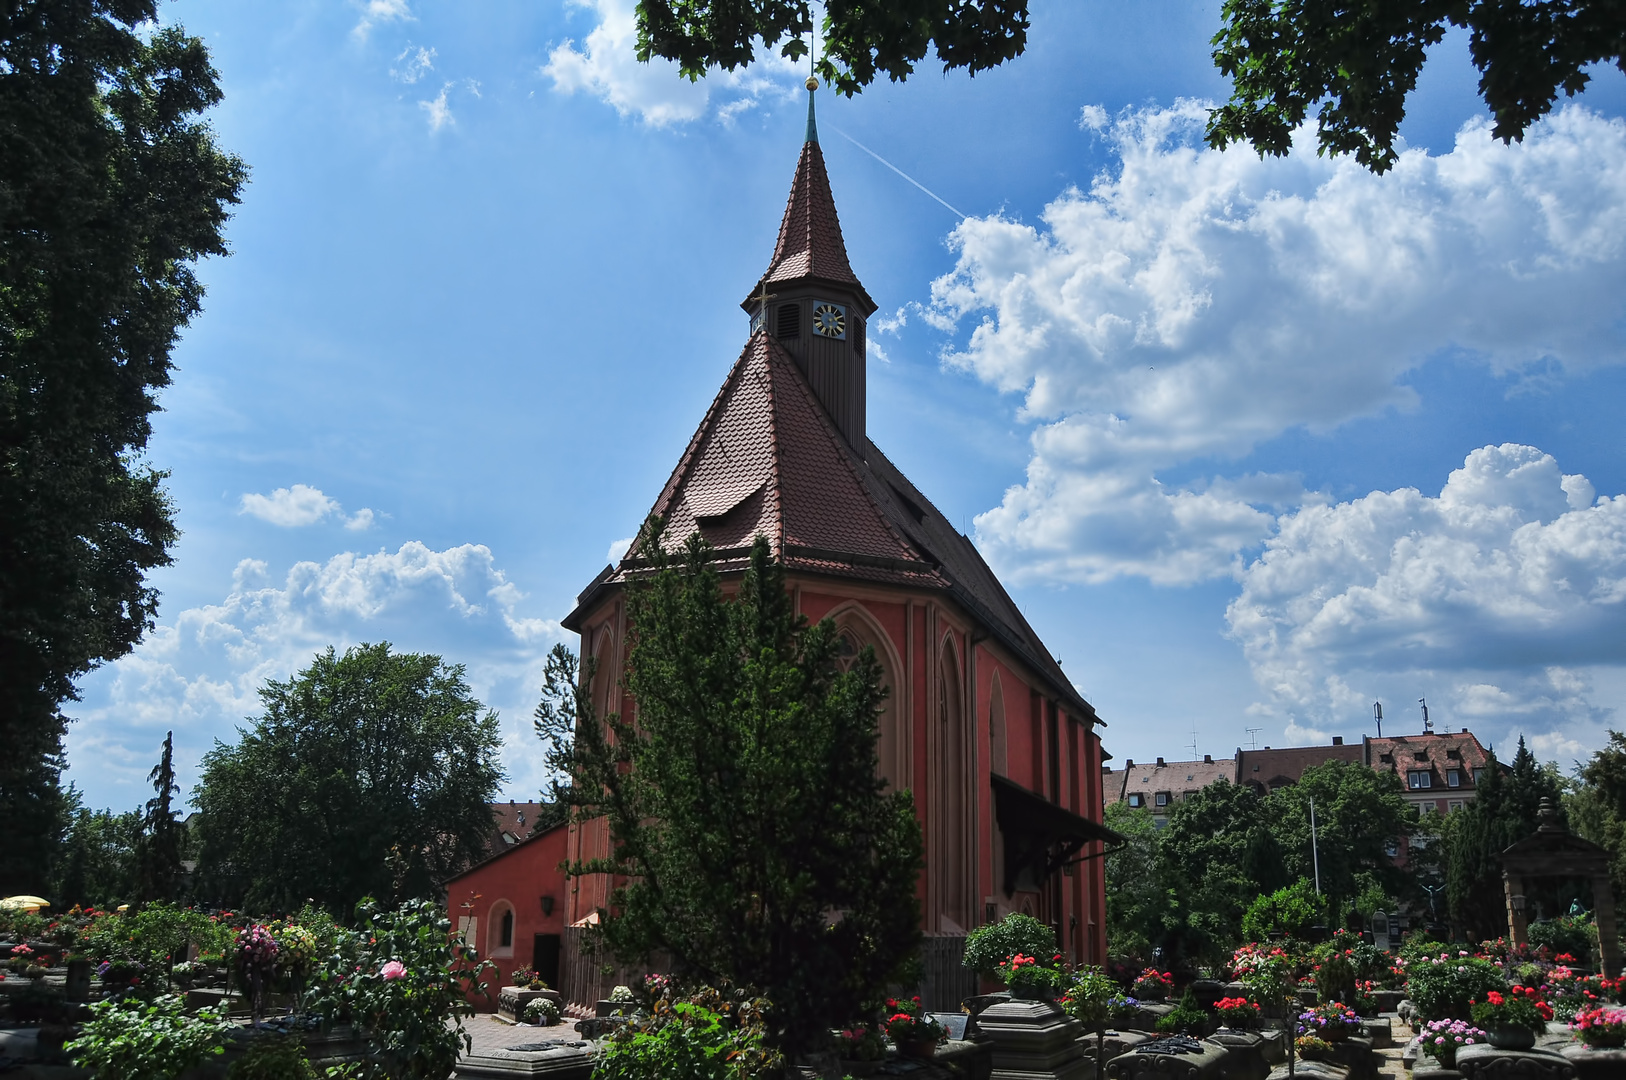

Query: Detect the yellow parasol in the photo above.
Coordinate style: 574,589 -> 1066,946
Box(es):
1,895 -> 49,911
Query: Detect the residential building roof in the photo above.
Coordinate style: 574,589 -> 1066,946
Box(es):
1102,755 -> 1233,810
1236,740 -> 1365,792
1366,728 -> 1493,793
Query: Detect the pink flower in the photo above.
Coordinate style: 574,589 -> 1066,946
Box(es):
381,961 -> 407,981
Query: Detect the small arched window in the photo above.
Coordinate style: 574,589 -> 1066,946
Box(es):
500,908 -> 514,948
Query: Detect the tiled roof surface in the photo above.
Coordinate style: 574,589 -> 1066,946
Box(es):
486,801 -> 545,855
760,139 -> 859,288
1103,758 -> 1233,808
1236,743 -> 1364,787
599,331 -> 1090,719
1368,730 -> 1493,788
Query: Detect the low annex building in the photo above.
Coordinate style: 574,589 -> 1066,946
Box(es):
444,822 -> 570,1010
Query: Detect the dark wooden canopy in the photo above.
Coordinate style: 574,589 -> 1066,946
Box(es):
992,773 -> 1126,897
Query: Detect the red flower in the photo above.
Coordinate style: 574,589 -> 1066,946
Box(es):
1486,991 -> 1505,1006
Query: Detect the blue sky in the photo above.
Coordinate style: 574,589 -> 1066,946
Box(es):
67,0 -> 1626,810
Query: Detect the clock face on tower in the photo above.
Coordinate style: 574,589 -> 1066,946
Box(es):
812,301 -> 846,339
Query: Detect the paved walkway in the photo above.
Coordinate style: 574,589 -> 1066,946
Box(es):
461,1012 -> 589,1057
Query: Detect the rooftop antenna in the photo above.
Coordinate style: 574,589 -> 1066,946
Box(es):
1187,724 -> 1200,760
1374,701 -> 1383,738
1420,697 -> 1432,734
1245,726 -> 1262,751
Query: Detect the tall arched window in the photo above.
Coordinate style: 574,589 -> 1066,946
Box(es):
937,636 -> 969,932
488,901 -> 515,958
831,609 -> 904,792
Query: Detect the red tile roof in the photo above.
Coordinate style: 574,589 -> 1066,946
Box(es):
570,330 -> 1093,721
1236,743 -> 1364,789
1367,730 -> 1493,791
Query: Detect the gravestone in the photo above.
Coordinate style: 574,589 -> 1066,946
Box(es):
977,997 -> 1089,1080
1108,1036 -> 1228,1080
1455,1043 -> 1575,1079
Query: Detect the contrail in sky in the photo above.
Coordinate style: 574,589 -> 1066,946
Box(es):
831,128 -> 966,220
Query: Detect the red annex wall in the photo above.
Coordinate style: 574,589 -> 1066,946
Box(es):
445,823 -> 570,1010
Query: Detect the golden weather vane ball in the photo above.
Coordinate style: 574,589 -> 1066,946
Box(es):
806,75 -> 819,91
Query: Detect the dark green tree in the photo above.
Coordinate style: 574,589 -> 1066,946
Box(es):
55,796 -> 143,909
1446,739 -> 1562,938
534,525 -> 924,1054
136,730 -> 184,902
634,1 -> 1622,177
1263,759 -> 1416,926
1101,801 -> 1163,960
1157,779 -> 1288,962
0,0 -> 247,893
634,0 -> 1029,96
1209,0 -> 1626,173
192,643 -> 504,914
1570,730 -> 1626,902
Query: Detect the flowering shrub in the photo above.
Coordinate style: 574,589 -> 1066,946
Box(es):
1214,997 -> 1260,1026
1295,1035 -> 1334,1061
1415,1018 -> 1486,1069
1570,1006 -> 1626,1048
236,924 -> 279,1023
884,996 -> 946,1046
1107,994 -> 1141,1022
307,897 -> 494,1080
1470,987 -> 1552,1034
1155,990 -> 1208,1036
643,973 -> 672,999
1528,915 -> 1594,961
270,923 -> 318,976
1130,967 -> 1174,1000
522,996 -> 561,1025
511,967 -> 548,989
963,913 -> 1058,978
1061,966 -> 1120,1027
609,984 -> 638,1004
835,1024 -> 886,1061
597,987 -> 783,1080
1404,952 -> 1505,1021
1298,1002 -> 1362,1042
996,952 -> 1066,996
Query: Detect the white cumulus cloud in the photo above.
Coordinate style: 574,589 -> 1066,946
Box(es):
353,0 -> 413,41
543,0 -> 800,127
924,102 -> 1626,586
68,542 -> 567,808
239,484 -> 375,530
1229,444 -> 1626,752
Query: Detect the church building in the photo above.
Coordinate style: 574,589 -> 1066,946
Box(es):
557,87 -> 1119,1010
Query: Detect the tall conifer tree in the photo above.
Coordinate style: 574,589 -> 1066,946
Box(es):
535,524 -> 924,1053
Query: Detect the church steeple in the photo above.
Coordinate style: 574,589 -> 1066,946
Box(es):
743,79 -> 877,448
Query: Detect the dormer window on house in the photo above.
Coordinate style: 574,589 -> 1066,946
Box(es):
1473,768 -> 1485,783
1379,753 -> 1394,764
1155,792 -> 1170,807
1408,770 -> 1433,789
1128,793 -> 1145,808
1448,770 -> 1461,787
1446,748 -> 1461,759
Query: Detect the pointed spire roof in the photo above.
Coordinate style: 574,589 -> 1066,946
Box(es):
748,91 -> 875,313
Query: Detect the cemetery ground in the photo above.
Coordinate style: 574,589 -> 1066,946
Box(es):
5,898 -> 1626,1080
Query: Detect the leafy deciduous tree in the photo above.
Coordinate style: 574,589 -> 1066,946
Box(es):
0,0 -> 247,892
192,643 -> 504,915
635,0 -> 1029,96
535,526 -> 924,1054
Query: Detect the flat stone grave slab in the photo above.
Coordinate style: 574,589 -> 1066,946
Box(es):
497,987 -> 564,1024
1267,1062 -> 1348,1080
1107,1035 -> 1227,1080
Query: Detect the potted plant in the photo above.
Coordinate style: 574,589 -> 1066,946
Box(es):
522,996 -> 562,1026
1214,996 -> 1260,1029
1130,967 -> 1173,1001
1470,986 -> 1552,1050
1297,1002 -> 1362,1042
884,996 -> 945,1061
996,952 -> 1066,1001
835,1024 -> 886,1076
511,967 -> 547,990
1570,1006 -> 1626,1049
